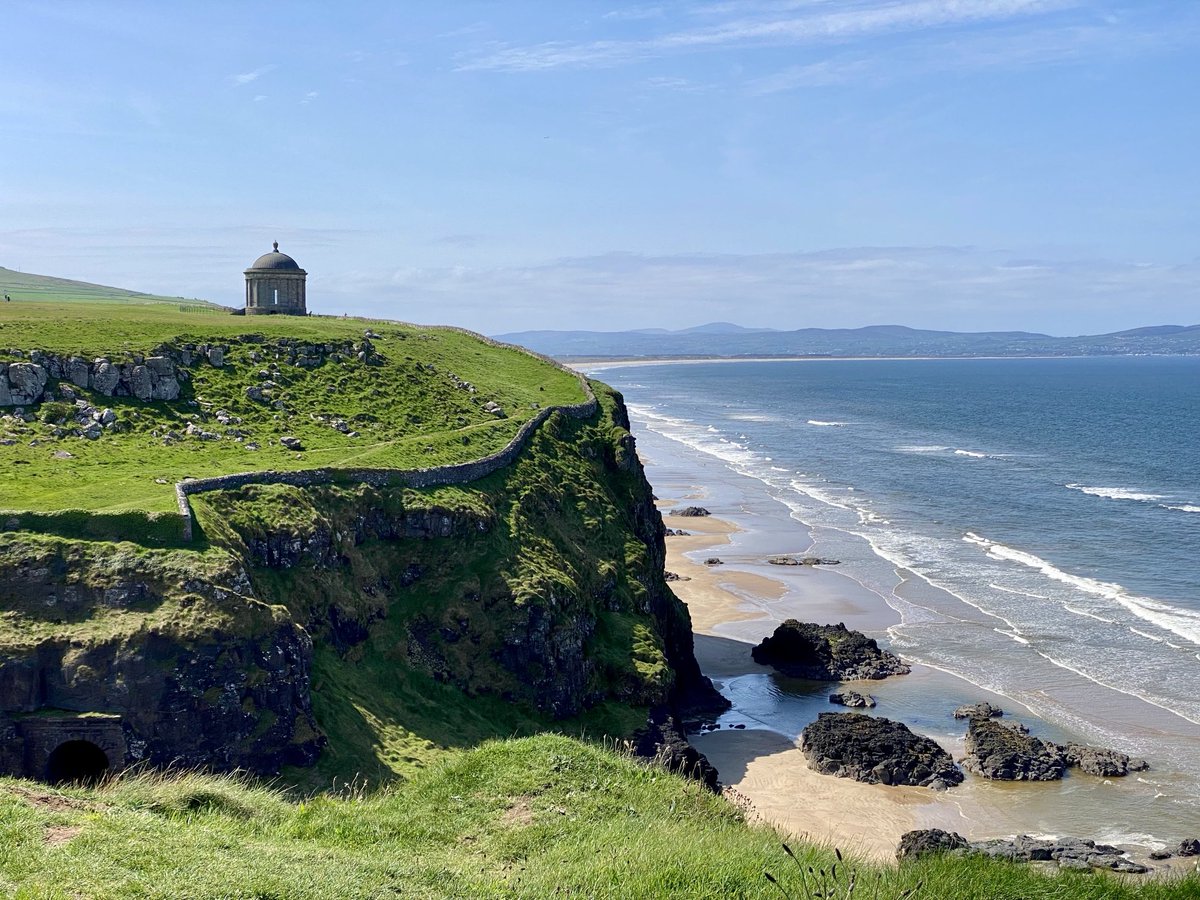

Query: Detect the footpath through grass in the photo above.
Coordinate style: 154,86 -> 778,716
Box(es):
1,735 -> 1196,899
0,303 -> 585,517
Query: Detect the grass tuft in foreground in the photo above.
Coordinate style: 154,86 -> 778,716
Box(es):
1,735 -> 1196,899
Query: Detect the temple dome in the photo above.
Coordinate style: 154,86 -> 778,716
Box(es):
248,242 -> 301,271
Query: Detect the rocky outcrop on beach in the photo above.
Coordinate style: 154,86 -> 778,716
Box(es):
953,702 -> 1003,719
1177,838 -> 1200,857
633,708 -> 720,793
971,836 -> 1150,874
752,620 -> 910,681
896,829 -> 968,860
962,717 -> 1149,781
669,506 -> 710,517
897,830 -> 1151,873
765,555 -> 841,566
801,713 -> 962,789
829,690 -> 876,708
962,718 -> 1066,781
1063,743 -> 1149,777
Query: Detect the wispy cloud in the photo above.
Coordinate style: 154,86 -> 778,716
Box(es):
458,0 -> 1076,71
603,6 -> 666,21
229,64 -> 277,86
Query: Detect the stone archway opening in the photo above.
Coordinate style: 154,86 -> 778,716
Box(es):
45,740 -> 110,785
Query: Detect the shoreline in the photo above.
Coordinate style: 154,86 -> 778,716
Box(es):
661,507 -> 956,862
659,500 -> 1197,872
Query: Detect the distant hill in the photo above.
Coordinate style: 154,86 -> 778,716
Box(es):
495,322 -> 1200,359
0,266 -> 221,308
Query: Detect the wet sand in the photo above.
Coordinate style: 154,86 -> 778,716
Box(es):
661,504 -> 1196,870
662,506 -> 967,862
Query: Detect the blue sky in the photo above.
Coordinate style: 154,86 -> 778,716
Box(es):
1,0 -> 1197,334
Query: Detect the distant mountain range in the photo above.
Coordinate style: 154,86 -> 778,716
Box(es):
495,322 -> 1200,359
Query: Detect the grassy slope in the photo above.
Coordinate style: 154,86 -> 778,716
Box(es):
1,735 -> 1196,899
0,268 -> 214,307
3,301 -> 1193,897
0,303 -> 584,514
192,386 -> 664,788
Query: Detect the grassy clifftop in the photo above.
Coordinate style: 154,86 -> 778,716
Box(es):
0,303 -> 584,515
3,735 -> 1197,899
0,268 -> 214,308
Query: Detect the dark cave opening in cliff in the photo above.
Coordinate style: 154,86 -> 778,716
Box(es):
45,740 -> 110,785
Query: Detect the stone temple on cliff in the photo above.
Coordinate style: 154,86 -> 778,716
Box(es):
244,242 -> 307,315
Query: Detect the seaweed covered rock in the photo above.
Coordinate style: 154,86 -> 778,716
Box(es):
970,836 -> 1149,874
829,690 -> 875,708
953,702 -> 1003,720
1063,743 -> 1149,777
752,620 -> 910,681
962,718 -> 1066,781
897,829 -> 968,860
801,713 -> 962,788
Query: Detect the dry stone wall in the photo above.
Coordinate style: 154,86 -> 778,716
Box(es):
175,326 -> 597,540
1,323 -> 597,542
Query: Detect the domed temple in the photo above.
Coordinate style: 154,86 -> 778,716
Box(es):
244,242 -> 307,315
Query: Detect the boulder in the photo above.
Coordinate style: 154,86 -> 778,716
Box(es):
65,356 -> 91,388
962,718 -> 1066,781
280,436 -> 303,451
752,620 -> 910,681
91,359 -> 120,395
1177,838 -> 1200,857
953,702 -> 1004,719
633,708 -> 720,793
969,835 -> 1149,874
145,356 -> 180,400
129,365 -> 153,401
800,712 -> 962,788
897,829 -> 968,860
207,347 -> 224,367
1063,743 -> 1149,777
670,506 -> 710,517
6,363 -> 48,404
829,690 -> 876,708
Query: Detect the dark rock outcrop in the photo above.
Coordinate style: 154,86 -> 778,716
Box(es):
896,829 -> 968,860
633,707 -> 720,792
961,717 -> 1150,781
899,830 -> 1153,874
766,556 -> 840,566
953,702 -> 1003,719
801,713 -> 962,789
1064,743 -> 1149,777
669,506 -> 710,517
962,718 -> 1066,781
829,690 -> 875,708
1176,839 -> 1200,857
752,620 -> 910,681
969,835 -> 1149,874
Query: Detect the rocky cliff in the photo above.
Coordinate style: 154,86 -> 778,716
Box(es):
0,384 -> 718,781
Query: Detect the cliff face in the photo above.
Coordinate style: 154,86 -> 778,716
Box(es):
0,385 -> 717,780
0,538 -> 322,773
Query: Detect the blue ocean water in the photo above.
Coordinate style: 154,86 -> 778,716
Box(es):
594,357 -> 1200,735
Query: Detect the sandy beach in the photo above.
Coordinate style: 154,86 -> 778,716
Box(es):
660,504 -> 1199,872
661,507 -> 961,862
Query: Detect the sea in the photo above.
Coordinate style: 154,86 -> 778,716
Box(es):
587,356 -> 1200,849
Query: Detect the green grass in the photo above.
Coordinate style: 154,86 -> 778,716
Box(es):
0,267 -> 215,308
0,302 -> 585,517
0,735 -> 1195,899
